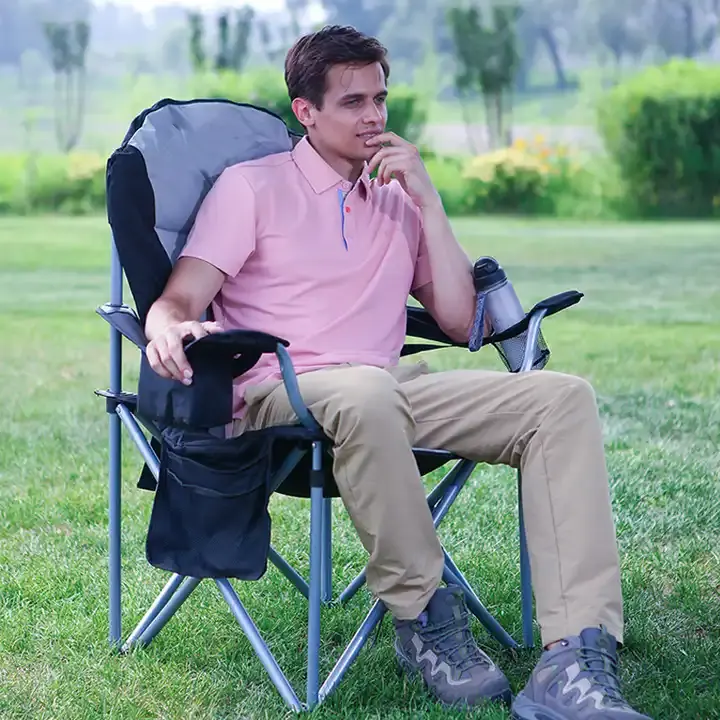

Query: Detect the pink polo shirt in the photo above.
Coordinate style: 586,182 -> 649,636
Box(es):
180,135 -> 431,418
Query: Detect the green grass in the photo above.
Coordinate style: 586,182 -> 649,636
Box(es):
1,215 -> 719,719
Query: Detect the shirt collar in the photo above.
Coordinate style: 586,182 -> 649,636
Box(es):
292,135 -> 371,201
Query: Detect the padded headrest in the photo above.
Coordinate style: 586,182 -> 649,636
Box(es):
106,98 -> 296,320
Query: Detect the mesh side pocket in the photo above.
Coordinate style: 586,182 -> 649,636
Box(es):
493,329 -> 550,373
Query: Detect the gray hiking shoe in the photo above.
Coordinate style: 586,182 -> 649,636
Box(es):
393,585 -> 512,707
511,626 -> 652,719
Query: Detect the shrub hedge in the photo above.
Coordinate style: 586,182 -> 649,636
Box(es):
597,59 -> 720,217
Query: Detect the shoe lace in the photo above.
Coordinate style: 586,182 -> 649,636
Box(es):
577,643 -> 625,704
420,608 -> 491,674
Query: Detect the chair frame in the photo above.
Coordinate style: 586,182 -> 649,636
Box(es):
100,242 -> 562,713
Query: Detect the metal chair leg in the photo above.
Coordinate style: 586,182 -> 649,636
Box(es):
121,573 -> 185,653
134,577 -> 201,648
216,579 -> 303,713
306,442 -> 324,710
321,497 -> 332,603
108,244 -> 124,650
518,471 -> 534,647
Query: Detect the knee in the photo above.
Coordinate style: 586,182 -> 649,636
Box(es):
535,371 -> 599,414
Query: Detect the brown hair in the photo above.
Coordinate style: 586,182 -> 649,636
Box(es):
285,25 -> 390,109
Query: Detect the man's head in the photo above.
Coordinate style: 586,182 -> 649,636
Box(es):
285,25 -> 390,173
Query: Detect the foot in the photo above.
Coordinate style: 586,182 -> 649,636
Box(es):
511,626 -> 652,719
393,585 -> 512,707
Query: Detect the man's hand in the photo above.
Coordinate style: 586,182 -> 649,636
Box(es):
146,320 -> 224,384
365,132 -> 441,210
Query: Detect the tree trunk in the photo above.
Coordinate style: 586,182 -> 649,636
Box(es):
538,25 -> 568,90
682,1 -> 695,57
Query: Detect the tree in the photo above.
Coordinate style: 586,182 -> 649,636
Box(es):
188,11 -> 206,71
42,20 -> 90,153
582,0 -> 649,75
188,6 -> 255,74
447,3 -> 521,150
514,0 -> 577,91
652,0 -> 719,59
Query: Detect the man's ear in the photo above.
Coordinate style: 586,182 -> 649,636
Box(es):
291,98 -> 315,129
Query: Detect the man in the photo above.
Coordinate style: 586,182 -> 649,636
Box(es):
144,25 -> 651,720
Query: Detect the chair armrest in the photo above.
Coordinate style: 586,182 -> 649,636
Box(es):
96,303 -> 148,349
184,332 -> 320,432
97,302 -> 319,432
484,290 -> 583,344
184,329 -> 289,378
405,291 -> 583,347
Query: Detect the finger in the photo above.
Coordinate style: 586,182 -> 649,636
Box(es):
364,131 -> 405,148
184,321 -> 210,341
153,336 -> 184,382
368,147 -> 409,174
378,159 -> 406,186
146,343 -> 172,379
201,321 -> 224,334
165,332 -> 193,383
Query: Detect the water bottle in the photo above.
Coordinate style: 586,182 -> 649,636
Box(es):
471,256 -> 545,371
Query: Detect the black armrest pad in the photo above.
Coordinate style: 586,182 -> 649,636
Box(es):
96,303 -> 147,348
137,329 -> 290,429
185,329 -> 289,378
485,291 -> 584,343
404,290 -> 583,349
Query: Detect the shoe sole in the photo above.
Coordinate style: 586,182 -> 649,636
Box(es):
511,692 -> 568,720
396,647 -> 513,708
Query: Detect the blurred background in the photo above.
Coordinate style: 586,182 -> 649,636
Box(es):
1,0 -> 720,220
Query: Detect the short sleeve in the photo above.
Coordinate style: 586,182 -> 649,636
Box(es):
410,208 -> 432,292
180,167 -> 256,277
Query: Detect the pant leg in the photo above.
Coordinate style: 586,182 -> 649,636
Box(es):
237,364 -> 444,620
400,366 -> 624,646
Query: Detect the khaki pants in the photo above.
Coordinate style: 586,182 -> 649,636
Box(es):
234,361 -> 624,647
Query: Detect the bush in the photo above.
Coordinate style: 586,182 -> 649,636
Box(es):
597,60 -> 720,217
0,152 -> 106,215
460,136 -> 583,215
421,153 -> 470,216
192,68 -> 428,144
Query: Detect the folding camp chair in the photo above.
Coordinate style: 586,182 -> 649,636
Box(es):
96,97 -> 583,713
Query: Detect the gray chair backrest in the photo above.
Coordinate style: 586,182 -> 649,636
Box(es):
126,99 -> 296,266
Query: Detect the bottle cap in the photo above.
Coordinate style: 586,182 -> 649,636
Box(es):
473,256 -> 506,292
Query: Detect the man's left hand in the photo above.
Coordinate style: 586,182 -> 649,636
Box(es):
365,132 -> 441,210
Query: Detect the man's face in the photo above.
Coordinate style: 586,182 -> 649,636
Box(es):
296,62 -> 388,164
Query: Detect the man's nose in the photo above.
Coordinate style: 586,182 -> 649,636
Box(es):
362,102 -> 384,125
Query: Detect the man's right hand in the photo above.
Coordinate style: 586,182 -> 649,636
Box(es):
146,320 -> 224,384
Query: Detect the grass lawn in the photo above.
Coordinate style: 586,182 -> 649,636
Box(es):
1,215 -> 719,719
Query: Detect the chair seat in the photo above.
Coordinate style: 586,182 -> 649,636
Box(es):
274,440 -> 460,499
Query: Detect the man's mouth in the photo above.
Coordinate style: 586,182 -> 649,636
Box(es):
358,132 -> 380,140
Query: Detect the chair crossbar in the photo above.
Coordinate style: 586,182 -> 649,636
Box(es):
216,578 -> 305,712
135,577 -> 201,649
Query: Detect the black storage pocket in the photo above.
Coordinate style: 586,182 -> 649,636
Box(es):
146,428 -> 275,580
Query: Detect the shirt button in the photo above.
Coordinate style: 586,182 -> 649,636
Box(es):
342,181 -> 352,191
345,206 -> 351,213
